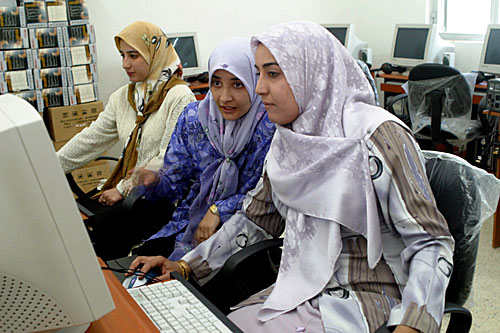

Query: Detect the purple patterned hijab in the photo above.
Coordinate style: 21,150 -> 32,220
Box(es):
181,38 -> 266,250
251,21 -> 407,321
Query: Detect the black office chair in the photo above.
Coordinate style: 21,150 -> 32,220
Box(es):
220,151 -> 489,332
66,156 -> 142,217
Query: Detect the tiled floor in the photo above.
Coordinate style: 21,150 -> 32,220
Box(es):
441,216 -> 500,332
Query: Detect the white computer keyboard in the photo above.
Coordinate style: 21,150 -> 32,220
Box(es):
127,279 -> 233,333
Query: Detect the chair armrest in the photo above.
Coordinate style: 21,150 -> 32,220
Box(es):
122,186 -> 145,210
444,301 -> 472,333
95,156 -> 119,162
222,238 -> 283,299
386,93 -> 408,115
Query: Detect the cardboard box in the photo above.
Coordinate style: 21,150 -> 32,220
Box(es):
63,23 -> 93,46
70,160 -> 111,193
12,89 -> 43,111
0,5 -> 25,27
66,0 -> 88,26
46,99 -> 103,141
34,66 -> 67,89
52,138 -> 69,151
0,68 -> 34,92
0,26 -> 28,49
29,26 -> 64,48
46,0 -> 67,27
0,48 -> 33,70
64,43 -> 95,66
68,82 -> 98,104
32,46 -> 66,68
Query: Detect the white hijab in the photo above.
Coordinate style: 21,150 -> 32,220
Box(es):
251,21 -> 408,321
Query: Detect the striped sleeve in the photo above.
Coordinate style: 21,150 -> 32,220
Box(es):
368,121 -> 454,333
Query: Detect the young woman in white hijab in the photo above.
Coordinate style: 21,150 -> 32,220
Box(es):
131,21 -> 454,333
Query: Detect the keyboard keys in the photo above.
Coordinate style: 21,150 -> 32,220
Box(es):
127,279 -> 232,333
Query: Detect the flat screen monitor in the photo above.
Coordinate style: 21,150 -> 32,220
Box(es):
0,94 -> 114,332
168,32 -> 202,77
479,24 -> 500,75
389,24 -> 455,68
322,24 -> 369,64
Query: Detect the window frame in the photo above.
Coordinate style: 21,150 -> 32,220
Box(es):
431,0 -> 499,40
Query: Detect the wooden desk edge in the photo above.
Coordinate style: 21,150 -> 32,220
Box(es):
87,258 -> 159,332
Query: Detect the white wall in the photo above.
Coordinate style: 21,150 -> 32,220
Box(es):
86,0 -> 359,104
86,0 -> 484,104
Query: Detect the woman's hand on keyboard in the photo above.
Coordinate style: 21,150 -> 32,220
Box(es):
127,255 -> 182,281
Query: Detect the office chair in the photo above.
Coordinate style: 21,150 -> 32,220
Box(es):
66,156 -> 142,217
220,151 -> 488,332
386,63 -> 485,154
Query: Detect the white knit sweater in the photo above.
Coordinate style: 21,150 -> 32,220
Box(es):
57,83 -> 195,196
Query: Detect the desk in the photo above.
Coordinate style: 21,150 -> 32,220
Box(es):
378,73 -> 487,107
483,110 -> 500,248
189,82 -> 209,101
87,258 -> 159,332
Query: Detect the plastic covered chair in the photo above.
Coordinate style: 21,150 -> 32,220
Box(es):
221,151 -> 500,332
408,64 -> 482,150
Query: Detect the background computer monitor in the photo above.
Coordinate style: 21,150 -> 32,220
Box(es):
168,32 -> 202,77
389,24 -> 455,68
0,94 -> 114,332
322,24 -> 369,64
479,24 -> 500,75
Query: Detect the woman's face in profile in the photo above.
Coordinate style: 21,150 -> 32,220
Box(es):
119,40 -> 149,82
210,69 -> 252,121
254,44 -> 299,125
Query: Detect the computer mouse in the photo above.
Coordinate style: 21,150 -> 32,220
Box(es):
122,266 -> 161,289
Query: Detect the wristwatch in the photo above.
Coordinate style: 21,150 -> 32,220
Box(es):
209,204 -> 219,217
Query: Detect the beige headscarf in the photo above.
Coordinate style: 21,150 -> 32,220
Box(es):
99,21 -> 187,194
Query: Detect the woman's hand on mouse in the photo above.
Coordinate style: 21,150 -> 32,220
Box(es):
127,255 -> 184,281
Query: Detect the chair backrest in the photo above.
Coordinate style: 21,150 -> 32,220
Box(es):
408,63 -> 480,149
424,152 -> 482,306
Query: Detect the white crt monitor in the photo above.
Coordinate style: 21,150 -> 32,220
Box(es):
0,94 -> 114,332
479,24 -> 500,75
389,24 -> 455,68
322,24 -> 368,61
168,32 -> 202,77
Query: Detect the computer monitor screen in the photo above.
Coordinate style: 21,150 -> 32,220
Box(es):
168,32 -> 202,77
390,24 -> 454,68
0,94 -> 114,332
322,24 -> 369,64
479,25 -> 500,75
326,27 -> 347,46
393,27 -> 429,59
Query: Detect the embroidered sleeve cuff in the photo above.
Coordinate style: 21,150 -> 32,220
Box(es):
116,180 -> 129,197
387,302 -> 440,333
182,254 -> 213,285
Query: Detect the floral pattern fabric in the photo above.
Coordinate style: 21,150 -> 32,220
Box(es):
144,101 -> 275,259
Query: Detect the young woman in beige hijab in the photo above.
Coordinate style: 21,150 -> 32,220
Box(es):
57,21 -> 195,259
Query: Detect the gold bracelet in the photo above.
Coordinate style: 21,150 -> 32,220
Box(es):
176,259 -> 191,281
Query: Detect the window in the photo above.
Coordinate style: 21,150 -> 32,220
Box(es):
432,0 -> 499,40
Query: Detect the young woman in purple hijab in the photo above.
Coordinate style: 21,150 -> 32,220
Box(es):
133,37 -> 275,261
